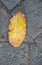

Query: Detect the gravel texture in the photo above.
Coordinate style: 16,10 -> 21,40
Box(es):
0,0 -> 42,65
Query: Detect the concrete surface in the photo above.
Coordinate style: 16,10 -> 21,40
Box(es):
0,0 -> 42,65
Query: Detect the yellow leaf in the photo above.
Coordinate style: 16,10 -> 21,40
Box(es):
8,11 -> 26,47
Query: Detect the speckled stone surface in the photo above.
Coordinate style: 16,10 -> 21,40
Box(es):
0,7 -> 10,41
1,0 -> 20,10
0,43 -> 28,65
0,0 -> 42,65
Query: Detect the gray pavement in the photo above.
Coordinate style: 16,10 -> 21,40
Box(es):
0,0 -> 42,65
